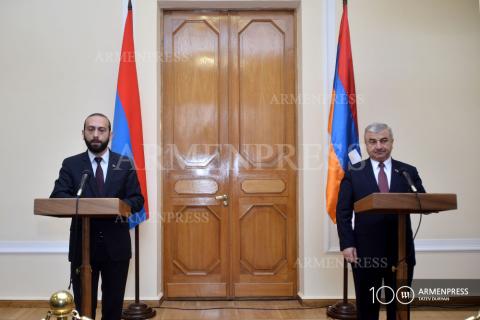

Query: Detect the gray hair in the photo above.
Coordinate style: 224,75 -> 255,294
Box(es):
364,123 -> 393,139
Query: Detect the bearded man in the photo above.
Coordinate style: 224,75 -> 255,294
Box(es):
50,113 -> 144,320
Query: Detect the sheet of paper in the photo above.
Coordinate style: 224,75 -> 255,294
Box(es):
348,149 -> 362,164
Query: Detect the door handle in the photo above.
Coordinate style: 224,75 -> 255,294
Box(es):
215,194 -> 229,206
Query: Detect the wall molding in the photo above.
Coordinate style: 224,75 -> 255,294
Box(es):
325,226 -> 480,253
3,236 -> 479,255
325,210 -> 480,253
0,241 -> 68,254
413,238 -> 480,252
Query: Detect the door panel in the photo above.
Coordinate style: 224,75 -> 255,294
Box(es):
229,12 -> 297,297
163,11 -> 229,298
173,20 -> 220,166
238,19 -> 287,166
163,10 -> 296,298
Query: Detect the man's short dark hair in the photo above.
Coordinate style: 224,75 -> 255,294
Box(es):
83,113 -> 112,131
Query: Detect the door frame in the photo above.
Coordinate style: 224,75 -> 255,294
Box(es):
159,7 -> 299,299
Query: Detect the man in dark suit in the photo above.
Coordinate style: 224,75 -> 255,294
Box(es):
51,113 -> 144,320
336,123 -> 425,320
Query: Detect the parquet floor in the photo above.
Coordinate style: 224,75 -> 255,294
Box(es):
0,300 -> 476,320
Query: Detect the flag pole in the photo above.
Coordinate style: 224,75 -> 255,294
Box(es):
326,259 -> 356,319
122,225 -> 156,319
326,0 -> 357,318
112,0 -> 155,317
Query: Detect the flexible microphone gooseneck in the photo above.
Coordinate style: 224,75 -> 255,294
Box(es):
76,170 -> 90,197
394,168 -> 423,268
395,168 -> 417,193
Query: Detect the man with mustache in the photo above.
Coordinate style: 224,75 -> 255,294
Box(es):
50,113 -> 144,320
336,123 -> 426,320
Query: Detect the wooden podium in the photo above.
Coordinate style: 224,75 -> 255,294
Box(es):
354,193 -> 457,320
34,198 -> 131,318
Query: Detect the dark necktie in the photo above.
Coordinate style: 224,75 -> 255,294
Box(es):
94,157 -> 105,195
378,162 -> 389,193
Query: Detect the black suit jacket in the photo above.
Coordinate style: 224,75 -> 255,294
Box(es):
50,150 -> 144,263
336,159 -> 425,266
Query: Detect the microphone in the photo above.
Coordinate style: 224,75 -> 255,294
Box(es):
76,170 -> 90,197
395,168 -> 417,193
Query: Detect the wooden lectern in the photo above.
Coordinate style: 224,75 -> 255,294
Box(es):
354,193 -> 457,320
34,198 -> 131,318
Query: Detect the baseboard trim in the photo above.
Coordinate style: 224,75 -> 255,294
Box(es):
297,296 -> 340,308
2,296 -> 478,309
298,296 -> 480,309
0,299 -> 163,308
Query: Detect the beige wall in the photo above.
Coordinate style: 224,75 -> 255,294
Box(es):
0,0 -> 478,300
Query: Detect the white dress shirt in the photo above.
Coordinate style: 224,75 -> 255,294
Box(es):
370,157 -> 392,189
88,150 -> 109,182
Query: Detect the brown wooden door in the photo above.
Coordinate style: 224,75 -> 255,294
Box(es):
162,10 -> 296,298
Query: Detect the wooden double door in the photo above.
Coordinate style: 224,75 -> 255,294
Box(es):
162,10 -> 297,298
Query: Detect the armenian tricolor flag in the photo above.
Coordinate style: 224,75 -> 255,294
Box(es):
326,2 -> 361,223
112,0 -> 149,228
